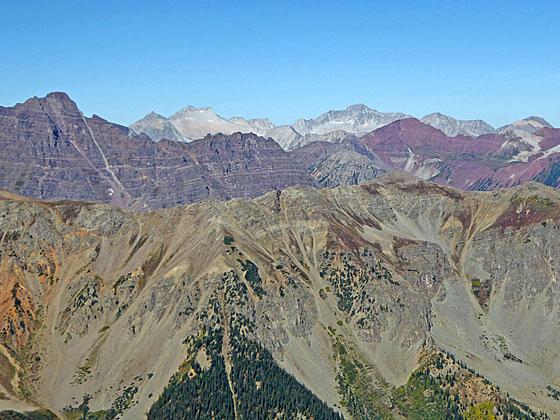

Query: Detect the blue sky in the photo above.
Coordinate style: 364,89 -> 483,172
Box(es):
1,0 -> 558,127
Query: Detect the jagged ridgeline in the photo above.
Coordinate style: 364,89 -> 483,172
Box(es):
0,175 -> 558,418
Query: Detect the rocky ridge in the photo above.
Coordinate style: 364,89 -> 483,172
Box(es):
0,93 -> 314,210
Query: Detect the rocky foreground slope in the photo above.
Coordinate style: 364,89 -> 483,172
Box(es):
0,174 -> 558,419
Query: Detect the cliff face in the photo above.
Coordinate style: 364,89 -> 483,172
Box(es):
0,93 -> 314,210
0,177 -> 558,418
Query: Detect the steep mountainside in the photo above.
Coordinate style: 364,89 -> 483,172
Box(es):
0,93 -> 313,210
1,92 -> 559,212
0,175 -> 558,419
421,112 -> 495,137
287,131 -> 360,151
494,118 -> 556,163
265,125 -> 302,149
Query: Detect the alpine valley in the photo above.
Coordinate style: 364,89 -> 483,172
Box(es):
0,93 -> 559,419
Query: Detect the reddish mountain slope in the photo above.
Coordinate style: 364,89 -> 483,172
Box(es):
360,118 -> 560,190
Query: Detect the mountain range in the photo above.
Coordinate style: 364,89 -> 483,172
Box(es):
131,102 -> 547,150
0,92 -> 560,419
0,92 -> 558,212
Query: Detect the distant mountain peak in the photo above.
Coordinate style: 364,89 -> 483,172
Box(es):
522,116 -> 552,127
421,112 -> 495,137
292,104 -> 412,137
498,116 -> 553,135
131,111 -> 184,142
146,111 -> 165,118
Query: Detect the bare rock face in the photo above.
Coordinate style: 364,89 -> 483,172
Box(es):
0,93 -> 314,210
497,116 -> 553,135
0,178 -> 558,418
285,130 -> 359,151
308,150 -> 386,187
266,125 -> 303,149
290,139 -> 389,187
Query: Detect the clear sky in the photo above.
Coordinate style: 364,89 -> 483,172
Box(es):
1,0 -> 558,127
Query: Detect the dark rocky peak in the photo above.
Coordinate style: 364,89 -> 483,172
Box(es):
36,91 -> 81,115
192,131 -> 279,149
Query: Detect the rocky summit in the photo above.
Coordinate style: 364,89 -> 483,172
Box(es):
0,174 -> 558,418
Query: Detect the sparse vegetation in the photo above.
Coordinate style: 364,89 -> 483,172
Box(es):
0,410 -> 58,419
331,333 -> 392,419
547,385 -> 560,400
238,259 -> 266,297
393,368 -> 461,419
331,341 -> 549,420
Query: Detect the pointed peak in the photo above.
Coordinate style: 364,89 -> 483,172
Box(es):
25,91 -> 81,113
